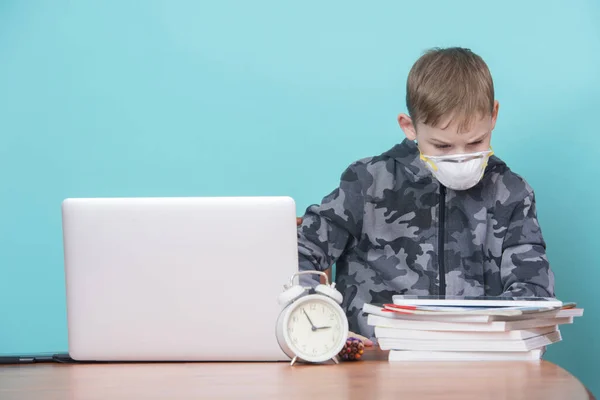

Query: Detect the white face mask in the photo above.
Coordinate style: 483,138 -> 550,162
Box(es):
420,149 -> 493,191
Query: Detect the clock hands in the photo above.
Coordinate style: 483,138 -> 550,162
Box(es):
303,309 -> 317,331
303,308 -> 332,331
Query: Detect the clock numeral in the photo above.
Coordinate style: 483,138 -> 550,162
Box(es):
292,316 -> 298,322
292,337 -> 298,344
312,348 -> 317,355
329,314 -> 335,321
290,327 -> 294,333
322,305 -> 325,313
310,304 -> 316,311
302,345 -> 307,350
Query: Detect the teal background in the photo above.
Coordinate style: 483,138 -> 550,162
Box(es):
1,0 -> 599,392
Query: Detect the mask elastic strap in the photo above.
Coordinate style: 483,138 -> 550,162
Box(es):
482,147 -> 494,169
420,153 -> 438,171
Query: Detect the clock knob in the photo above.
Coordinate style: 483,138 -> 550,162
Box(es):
277,285 -> 307,306
314,284 -> 343,304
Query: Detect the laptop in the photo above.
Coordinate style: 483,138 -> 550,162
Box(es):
61,196 -> 299,362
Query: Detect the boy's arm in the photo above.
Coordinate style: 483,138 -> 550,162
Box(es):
500,191 -> 555,297
297,164 -> 365,285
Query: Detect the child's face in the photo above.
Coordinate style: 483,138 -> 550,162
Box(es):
398,100 -> 499,157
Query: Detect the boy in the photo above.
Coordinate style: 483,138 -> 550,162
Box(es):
296,47 -> 555,342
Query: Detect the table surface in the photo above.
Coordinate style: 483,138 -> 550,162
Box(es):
0,350 -> 591,400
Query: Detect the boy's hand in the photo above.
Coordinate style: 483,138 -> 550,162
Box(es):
349,331 -> 373,347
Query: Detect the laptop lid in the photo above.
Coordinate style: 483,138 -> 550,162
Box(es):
61,196 -> 299,361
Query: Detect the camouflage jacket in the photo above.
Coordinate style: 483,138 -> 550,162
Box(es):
297,138 -> 555,340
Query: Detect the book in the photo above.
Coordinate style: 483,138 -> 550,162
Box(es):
388,349 -> 544,362
374,325 -> 558,341
382,302 -> 574,315
367,314 -> 574,332
363,303 -> 500,323
382,303 -> 531,316
378,330 -> 562,352
362,303 -> 583,323
490,307 -> 583,321
362,298 -> 582,362
392,295 -> 563,308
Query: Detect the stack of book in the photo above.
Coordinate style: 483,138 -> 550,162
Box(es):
362,296 -> 583,362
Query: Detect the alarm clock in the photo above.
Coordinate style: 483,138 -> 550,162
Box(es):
275,270 -> 349,366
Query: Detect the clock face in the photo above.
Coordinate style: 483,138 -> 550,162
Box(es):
285,295 -> 347,361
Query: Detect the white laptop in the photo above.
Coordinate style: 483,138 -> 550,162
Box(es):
61,196 -> 299,362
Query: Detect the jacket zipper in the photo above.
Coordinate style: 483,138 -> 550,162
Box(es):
438,184 -> 446,296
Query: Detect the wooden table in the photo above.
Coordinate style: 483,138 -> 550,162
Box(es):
0,350 -> 592,400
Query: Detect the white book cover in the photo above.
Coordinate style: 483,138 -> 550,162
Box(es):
374,325 -> 557,341
362,303 -> 583,323
388,349 -> 544,362
392,295 -> 563,308
382,303 -> 545,316
362,303 -> 495,323
378,330 -> 562,352
490,307 -> 583,321
367,314 -> 574,332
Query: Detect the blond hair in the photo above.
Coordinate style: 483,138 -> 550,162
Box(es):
406,47 -> 495,132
